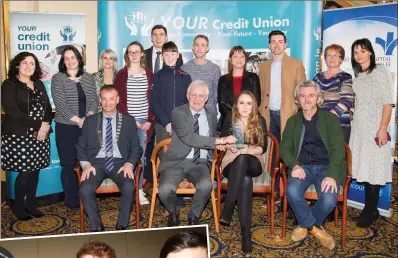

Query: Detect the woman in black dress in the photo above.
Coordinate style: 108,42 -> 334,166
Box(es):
1,52 -> 52,220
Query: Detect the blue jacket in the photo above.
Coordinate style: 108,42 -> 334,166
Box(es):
150,65 -> 192,127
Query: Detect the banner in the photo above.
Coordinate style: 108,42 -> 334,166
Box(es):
98,1 -> 322,78
7,12 -> 86,198
323,3 -> 397,217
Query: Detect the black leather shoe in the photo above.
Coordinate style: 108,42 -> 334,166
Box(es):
91,224 -> 105,232
26,208 -> 44,218
167,213 -> 180,227
188,217 -> 200,225
357,211 -> 380,228
219,201 -> 235,226
13,209 -> 33,221
115,223 -> 128,230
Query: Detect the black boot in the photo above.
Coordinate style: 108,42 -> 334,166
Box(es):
241,226 -> 252,253
357,183 -> 380,228
219,200 -> 235,226
25,170 -> 44,218
354,183 -> 370,223
13,173 -> 32,220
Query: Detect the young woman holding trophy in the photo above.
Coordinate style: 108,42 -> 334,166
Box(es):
217,90 -> 268,253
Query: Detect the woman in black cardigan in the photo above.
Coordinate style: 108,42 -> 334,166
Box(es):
1,52 -> 52,220
218,46 -> 261,129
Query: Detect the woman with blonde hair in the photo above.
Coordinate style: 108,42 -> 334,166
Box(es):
217,90 -> 267,253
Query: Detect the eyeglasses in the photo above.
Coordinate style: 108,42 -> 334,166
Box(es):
326,54 -> 342,59
128,51 -> 142,56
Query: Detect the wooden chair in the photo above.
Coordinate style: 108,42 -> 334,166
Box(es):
215,132 -> 280,235
280,142 -> 352,248
75,161 -> 142,233
148,138 -> 220,233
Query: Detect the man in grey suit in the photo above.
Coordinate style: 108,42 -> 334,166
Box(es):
76,85 -> 142,232
158,80 -> 236,227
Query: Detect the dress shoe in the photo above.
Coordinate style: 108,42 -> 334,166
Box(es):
188,217 -> 200,225
167,213 -> 180,227
115,223 -> 128,230
13,209 -> 33,221
26,208 -> 44,218
357,210 -> 379,228
219,200 -> 235,226
91,224 -> 105,232
241,226 -> 252,253
309,225 -> 335,250
291,226 -> 308,242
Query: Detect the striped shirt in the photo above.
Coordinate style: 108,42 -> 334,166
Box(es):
127,74 -> 149,119
313,71 -> 354,127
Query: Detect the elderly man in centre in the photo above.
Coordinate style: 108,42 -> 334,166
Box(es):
158,80 -> 236,227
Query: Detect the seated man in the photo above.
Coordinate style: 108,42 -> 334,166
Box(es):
76,85 -> 142,232
280,80 -> 345,250
158,80 -> 236,226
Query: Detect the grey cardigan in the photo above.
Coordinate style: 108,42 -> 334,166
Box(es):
51,72 -> 99,125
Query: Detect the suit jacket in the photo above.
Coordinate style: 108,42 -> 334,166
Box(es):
145,46 -> 183,73
258,53 -> 306,134
76,112 -> 143,166
159,104 -> 217,173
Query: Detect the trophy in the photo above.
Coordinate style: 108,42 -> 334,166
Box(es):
232,120 -> 246,149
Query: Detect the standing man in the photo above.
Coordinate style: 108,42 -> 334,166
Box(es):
181,35 -> 221,112
76,85 -> 142,232
158,80 -> 236,226
258,30 -> 306,194
280,81 -> 345,250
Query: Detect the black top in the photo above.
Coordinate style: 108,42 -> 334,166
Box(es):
1,78 -> 52,136
76,82 -> 86,118
297,111 -> 329,165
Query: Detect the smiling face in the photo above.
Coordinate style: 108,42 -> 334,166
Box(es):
101,53 -> 115,70
63,50 -> 79,71
269,34 -> 287,56
353,45 -> 372,69
162,51 -> 178,66
230,50 -> 246,70
18,56 -> 36,79
100,89 -> 119,114
192,37 -> 209,59
187,85 -> 208,112
236,93 -> 253,119
151,28 -> 168,49
325,49 -> 343,70
127,44 -> 144,65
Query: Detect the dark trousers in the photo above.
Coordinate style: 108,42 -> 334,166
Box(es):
158,159 -> 212,217
55,122 -> 81,208
79,158 -> 135,230
14,170 -> 40,217
269,110 -> 281,192
144,136 -> 155,183
223,155 -> 262,227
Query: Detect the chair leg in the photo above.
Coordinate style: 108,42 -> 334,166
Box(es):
282,196 -> 287,238
148,190 -> 157,228
211,190 -> 219,233
135,188 -> 140,229
342,200 -> 347,248
334,205 -> 339,227
267,196 -> 271,218
217,187 -> 221,219
79,197 -> 85,233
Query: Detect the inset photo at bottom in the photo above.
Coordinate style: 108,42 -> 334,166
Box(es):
0,225 -> 209,258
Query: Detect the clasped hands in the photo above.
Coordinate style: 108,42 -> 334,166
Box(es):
292,165 -> 338,193
81,163 -> 135,181
37,122 -> 51,141
137,121 -> 151,131
216,136 -> 244,152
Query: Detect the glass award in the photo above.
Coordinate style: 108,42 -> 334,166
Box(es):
232,120 -> 246,149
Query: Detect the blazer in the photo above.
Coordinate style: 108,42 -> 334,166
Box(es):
114,67 -> 155,142
159,104 -> 217,173
51,72 -> 99,125
1,78 -> 52,136
76,112 -> 143,166
145,46 -> 183,73
217,72 -> 261,128
258,53 -> 306,134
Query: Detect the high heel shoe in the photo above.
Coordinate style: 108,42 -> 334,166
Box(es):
357,210 -> 380,228
219,201 -> 235,226
241,226 -> 252,253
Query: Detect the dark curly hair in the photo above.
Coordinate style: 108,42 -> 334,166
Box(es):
159,231 -> 208,258
76,240 -> 116,258
58,45 -> 84,77
8,52 -> 42,81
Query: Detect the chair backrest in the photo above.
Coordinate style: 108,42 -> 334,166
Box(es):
150,138 -> 171,187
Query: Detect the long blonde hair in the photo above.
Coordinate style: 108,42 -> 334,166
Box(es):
231,91 -> 264,146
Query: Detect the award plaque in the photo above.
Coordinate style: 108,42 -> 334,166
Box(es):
232,120 -> 246,149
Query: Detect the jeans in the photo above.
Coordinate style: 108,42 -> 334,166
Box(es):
136,118 -> 148,190
286,164 -> 339,228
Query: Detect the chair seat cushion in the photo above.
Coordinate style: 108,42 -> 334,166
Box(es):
100,178 -> 117,187
306,184 -> 343,195
221,170 -> 271,187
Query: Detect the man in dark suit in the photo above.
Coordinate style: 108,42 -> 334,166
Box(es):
76,85 -> 142,232
158,80 -> 236,227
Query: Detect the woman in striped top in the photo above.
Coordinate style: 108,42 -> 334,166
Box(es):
313,44 -> 354,142
51,46 -> 98,209
114,41 -> 155,205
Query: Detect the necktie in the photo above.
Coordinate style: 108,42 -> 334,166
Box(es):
104,117 -> 114,171
192,113 -> 200,164
154,51 -> 161,73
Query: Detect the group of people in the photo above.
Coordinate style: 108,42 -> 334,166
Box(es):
1,24 -> 394,254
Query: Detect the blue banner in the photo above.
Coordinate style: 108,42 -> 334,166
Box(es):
98,1 -> 322,78
323,3 -> 397,217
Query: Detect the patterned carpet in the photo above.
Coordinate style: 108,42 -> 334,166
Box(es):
1,166 -> 397,257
